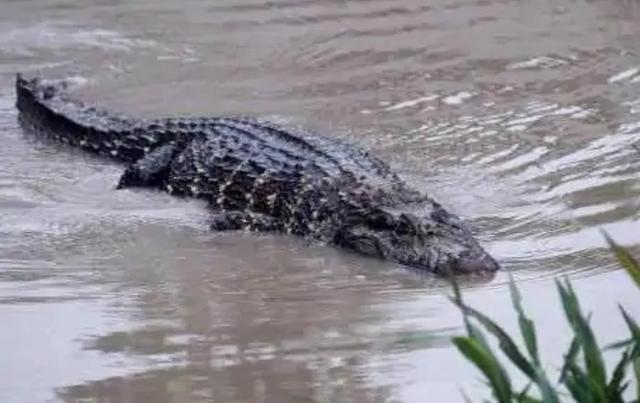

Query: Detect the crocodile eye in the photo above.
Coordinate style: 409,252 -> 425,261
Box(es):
396,213 -> 419,235
396,222 -> 414,235
42,85 -> 57,100
367,209 -> 393,230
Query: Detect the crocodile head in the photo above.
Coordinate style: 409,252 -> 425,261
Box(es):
333,205 -> 499,276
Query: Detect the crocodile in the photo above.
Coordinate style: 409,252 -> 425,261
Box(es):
15,74 -> 499,276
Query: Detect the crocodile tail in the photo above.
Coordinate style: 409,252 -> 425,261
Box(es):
15,73 -> 152,163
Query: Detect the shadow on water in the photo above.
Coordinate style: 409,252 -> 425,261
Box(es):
52,247 -> 458,403
46,231 -> 462,403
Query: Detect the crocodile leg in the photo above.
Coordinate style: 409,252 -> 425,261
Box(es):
210,211 -> 280,232
116,142 -> 179,189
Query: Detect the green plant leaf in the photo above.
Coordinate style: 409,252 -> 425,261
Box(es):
622,312 -> 640,400
531,367 -> 561,403
451,276 -> 562,403
633,356 -> 640,401
467,318 -> 492,350
607,349 -> 630,402
451,297 -> 537,380
559,336 -> 580,383
515,383 -> 532,403
509,275 -> 539,364
563,362 -> 594,403
451,235 -> 640,403
619,306 -> 640,358
514,383 -> 546,403
452,336 -> 513,403
557,279 -> 608,400
518,396 -> 544,403
603,231 -> 640,290
605,337 -> 633,351
450,274 -> 487,347
507,277 -> 560,403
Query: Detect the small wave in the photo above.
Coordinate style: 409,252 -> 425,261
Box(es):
0,22 -> 159,57
608,66 -> 640,84
507,55 -> 571,70
384,95 -> 438,112
442,91 -> 475,105
619,121 -> 640,134
624,98 -> 640,114
403,100 -> 596,150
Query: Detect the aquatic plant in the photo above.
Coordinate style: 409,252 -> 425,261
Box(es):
452,234 -> 640,402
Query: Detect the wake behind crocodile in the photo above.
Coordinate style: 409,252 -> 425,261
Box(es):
15,74 -> 499,275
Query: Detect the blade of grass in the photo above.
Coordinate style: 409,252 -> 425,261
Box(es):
603,231 -> 640,290
619,306 -> 640,348
507,277 -> 560,403
451,274 -> 480,341
607,349 -> 630,402
557,279 -> 607,400
452,336 -> 513,403
605,338 -> 632,351
559,336 -> 580,383
633,356 -> 640,400
563,362 -> 595,403
450,232 -> 640,403
515,383 -> 532,403
531,367 -> 561,403
515,383 -> 546,403
450,274 -> 493,351
518,396 -> 544,403
509,275 -> 539,363
451,275 -> 562,402
452,297 -> 563,402
451,297 -> 537,380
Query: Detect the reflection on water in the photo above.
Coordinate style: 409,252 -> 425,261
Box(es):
0,0 -> 640,402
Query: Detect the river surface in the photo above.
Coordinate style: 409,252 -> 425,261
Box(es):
1,1 -> 640,402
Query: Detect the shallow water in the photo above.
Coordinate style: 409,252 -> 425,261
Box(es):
1,0 -> 640,402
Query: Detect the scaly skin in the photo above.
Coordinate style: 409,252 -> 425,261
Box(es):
15,74 -> 499,275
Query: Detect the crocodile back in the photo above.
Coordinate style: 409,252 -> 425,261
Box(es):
159,117 -> 423,223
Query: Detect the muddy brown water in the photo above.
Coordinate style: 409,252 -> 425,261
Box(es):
1,0 -> 640,402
